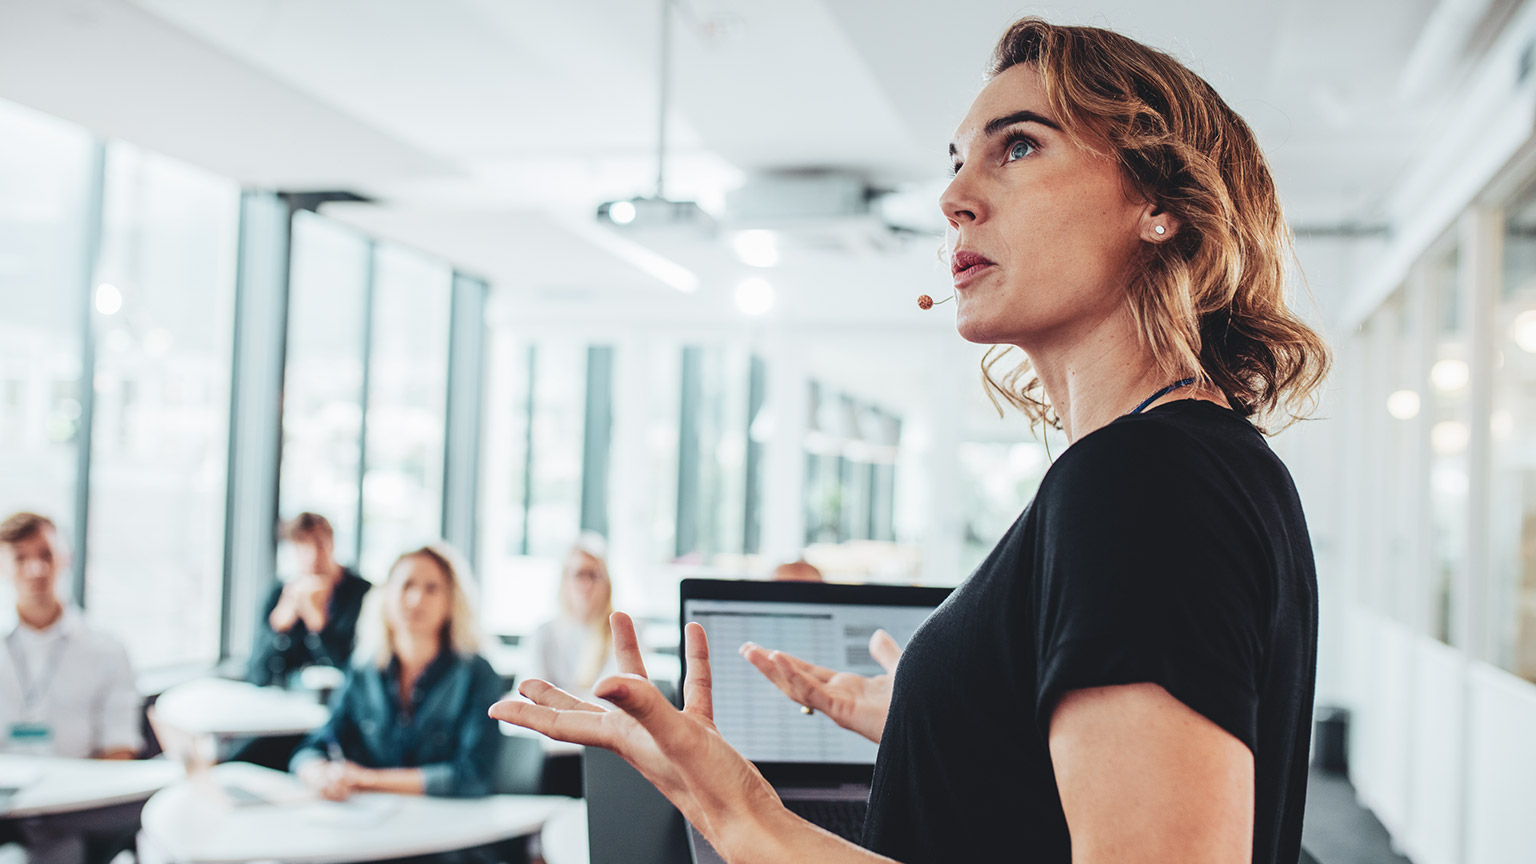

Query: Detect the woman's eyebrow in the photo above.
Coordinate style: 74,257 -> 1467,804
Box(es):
949,109 -> 1064,159
983,109 -> 1062,136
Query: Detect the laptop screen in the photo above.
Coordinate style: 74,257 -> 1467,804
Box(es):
680,579 -> 948,768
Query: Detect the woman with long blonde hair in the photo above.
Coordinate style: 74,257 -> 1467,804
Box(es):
529,533 -> 617,694
494,17 -> 1327,864
292,543 -> 503,800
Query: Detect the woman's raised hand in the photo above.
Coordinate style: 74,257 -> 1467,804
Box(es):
740,629 -> 903,744
488,612 -> 784,854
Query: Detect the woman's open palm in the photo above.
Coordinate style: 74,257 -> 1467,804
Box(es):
740,629 -> 903,744
488,613 -> 781,841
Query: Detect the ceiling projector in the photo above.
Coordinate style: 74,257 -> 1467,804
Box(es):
596,196 -> 715,232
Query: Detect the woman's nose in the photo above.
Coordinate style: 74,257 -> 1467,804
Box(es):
939,171 -> 982,228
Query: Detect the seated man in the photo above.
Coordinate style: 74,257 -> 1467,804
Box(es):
247,512 -> 371,687
0,511 -> 142,864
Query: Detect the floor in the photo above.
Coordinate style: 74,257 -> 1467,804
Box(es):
1303,768 -> 1414,864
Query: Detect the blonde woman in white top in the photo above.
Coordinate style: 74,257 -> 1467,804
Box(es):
528,534 -> 616,694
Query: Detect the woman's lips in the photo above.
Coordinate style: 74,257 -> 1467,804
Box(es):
951,250 -> 996,288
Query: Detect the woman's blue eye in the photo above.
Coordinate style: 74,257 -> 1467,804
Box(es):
1007,139 -> 1034,161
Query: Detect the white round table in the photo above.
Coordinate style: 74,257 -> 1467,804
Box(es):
153,679 -> 330,739
140,762 -> 576,864
539,799 -> 589,864
0,755 -> 183,818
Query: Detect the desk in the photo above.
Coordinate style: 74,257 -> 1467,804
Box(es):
141,762 -> 575,864
539,799 -> 589,864
154,679 -> 330,739
0,755 -> 182,818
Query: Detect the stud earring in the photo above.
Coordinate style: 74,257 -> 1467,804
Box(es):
1154,225 -> 1166,235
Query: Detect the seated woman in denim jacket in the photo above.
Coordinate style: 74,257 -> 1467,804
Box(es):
290,544 -> 504,799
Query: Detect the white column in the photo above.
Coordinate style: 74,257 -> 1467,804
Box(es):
907,337 -> 966,585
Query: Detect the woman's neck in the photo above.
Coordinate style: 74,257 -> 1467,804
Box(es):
1025,308 -> 1170,443
1023,306 -> 1228,443
393,630 -> 442,673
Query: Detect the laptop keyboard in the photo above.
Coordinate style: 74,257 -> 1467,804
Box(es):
785,798 -> 868,844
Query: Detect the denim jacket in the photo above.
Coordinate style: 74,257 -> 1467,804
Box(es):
290,650 -> 506,797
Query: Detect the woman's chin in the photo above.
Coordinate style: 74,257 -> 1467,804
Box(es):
954,312 -> 1013,346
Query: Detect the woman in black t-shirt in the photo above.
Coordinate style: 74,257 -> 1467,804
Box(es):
491,17 -> 1329,864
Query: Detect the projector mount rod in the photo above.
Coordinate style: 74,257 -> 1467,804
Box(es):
655,0 -> 673,201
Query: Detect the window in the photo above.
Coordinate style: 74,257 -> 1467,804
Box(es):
85,143 -> 239,667
1370,285 -> 1429,627
478,339 -> 593,636
278,213 -> 370,563
526,342 -> 587,559
678,345 -> 750,561
1492,178 -> 1536,680
0,100 -> 95,542
1425,246 -> 1466,644
481,341 -> 532,568
359,245 -> 453,580
804,381 -> 841,546
643,345 -> 682,561
803,383 -> 903,552
958,440 -> 1054,578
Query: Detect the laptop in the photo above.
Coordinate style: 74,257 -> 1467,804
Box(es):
678,578 -> 951,862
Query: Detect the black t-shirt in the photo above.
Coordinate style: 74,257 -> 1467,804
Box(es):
862,400 -> 1317,864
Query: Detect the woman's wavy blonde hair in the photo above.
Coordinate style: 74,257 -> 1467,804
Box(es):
979,18 -> 1329,433
358,543 -> 482,668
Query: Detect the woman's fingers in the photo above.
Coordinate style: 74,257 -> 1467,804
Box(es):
681,622 -> 713,721
517,678 -> 604,713
595,673 -> 696,756
770,653 -> 837,715
610,611 -> 649,678
743,644 -> 834,685
488,697 -> 612,748
869,629 -> 903,673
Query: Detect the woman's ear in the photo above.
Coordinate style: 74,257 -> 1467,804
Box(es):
1139,202 -> 1181,244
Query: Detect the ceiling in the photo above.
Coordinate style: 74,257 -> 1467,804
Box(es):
0,0 -> 1509,423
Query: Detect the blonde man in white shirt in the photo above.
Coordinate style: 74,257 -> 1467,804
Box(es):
1,512 -> 143,864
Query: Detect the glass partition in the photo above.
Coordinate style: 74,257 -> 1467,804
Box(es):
1493,177 -> 1536,680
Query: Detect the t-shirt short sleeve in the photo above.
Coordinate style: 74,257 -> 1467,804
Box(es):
1031,420 -> 1269,753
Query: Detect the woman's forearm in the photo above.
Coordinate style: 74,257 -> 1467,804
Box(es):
717,805 -> 899,864
358,767 -> 426,795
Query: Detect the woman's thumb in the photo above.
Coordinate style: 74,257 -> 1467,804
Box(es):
869,629 -> 903,673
